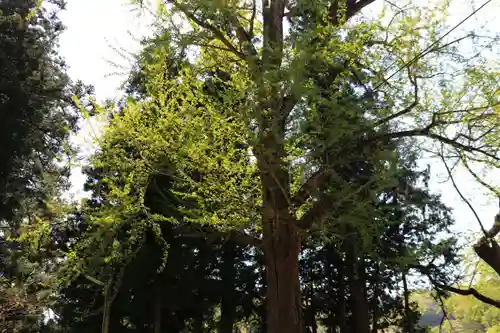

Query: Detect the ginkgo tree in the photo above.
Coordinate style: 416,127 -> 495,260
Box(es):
81,0 -> 500,332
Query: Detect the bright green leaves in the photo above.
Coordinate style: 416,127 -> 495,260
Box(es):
95,68 -> 260,231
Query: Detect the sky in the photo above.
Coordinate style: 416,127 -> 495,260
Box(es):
56,0 -> 500,240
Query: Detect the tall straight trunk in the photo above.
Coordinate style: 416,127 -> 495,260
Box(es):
337,256 -> 348,333
262,216 -> 303,333
304,274 -> 317,333
371,262 -> 380,333
257,95 -> 303,332
346,236 -> 370,333
402,271 -> 414,333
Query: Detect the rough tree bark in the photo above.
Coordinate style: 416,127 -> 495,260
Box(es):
262,219 -> 303,333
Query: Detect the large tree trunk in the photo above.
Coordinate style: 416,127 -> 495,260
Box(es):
263,218 -> 303,333
257,86 -> 303,332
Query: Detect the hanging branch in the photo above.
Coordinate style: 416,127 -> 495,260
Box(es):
438,146 -> 488,237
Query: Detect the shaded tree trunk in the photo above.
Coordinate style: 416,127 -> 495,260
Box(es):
402,271 -> 413,333
346,236 -> 370,333
219,242 -> 236,333
304,276 -> 317,333
263,219 -> 303,333
337,258 -> 349,333
371,262 -> 380,333
257,85 -> 303,332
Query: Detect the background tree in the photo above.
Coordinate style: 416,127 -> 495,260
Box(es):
0,0 -> 92,330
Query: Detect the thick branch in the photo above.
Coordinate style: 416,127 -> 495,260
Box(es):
172,1 -> 246,60
291,169 -> 329,208
378,127 -> 500,161
173,225 -> 262,248
281,93 -> 298,121
262,0 -> 286,69
473,208 -> 500,276
438,283 -> 500,309
83,274 -> 106,287
296,196 -> 330,229
329,0 -> 376,25
230,16 -> 258,59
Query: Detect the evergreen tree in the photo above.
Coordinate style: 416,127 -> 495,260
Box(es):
0,0 -> 92,330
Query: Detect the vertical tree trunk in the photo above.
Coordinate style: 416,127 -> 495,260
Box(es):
346,236 -> 370,333
402,271 -> 414,333
304,271 -> 317,333
371,262 -> 380,333
337,255 -> 348,333
263,218 -> 303,333
219,242 -> 236,333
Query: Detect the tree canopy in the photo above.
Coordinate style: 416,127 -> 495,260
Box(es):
3,0 -> 500,332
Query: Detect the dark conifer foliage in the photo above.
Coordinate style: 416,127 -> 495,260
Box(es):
0,1 -> 91,330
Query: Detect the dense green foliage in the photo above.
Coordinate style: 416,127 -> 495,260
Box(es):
0,0 -> 91,331
2,0 -> 500,332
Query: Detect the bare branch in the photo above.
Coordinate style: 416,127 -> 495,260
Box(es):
376,126 -> 500,161
461,157 -> 500,196
375,67 -> 418,126
438,146 -> 488,236
436,283 -> 500,309
173,225 -> 262,248
413,264 -> 500,309
83,274 -> 105,287
172,1 -> 246,60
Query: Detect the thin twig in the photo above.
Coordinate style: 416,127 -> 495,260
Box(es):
439,145 -> 488,237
